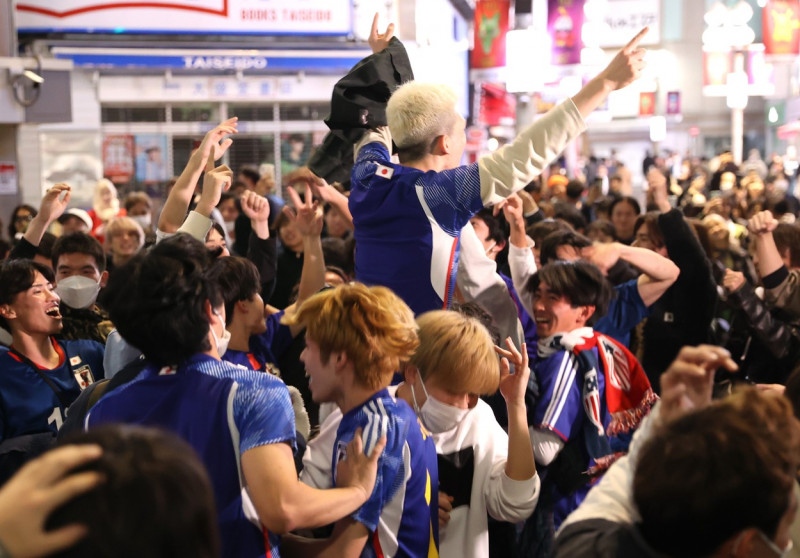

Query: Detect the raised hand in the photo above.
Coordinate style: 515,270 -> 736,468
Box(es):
369,13 -> 395,54
495,337 -> 530,406
285,185 -> 323,237
196,164 -> 232,217
748,210 -> 778,236
0,444 -> 103,558
198,117 -> 238,168
38,183 -> 71,224
499,193 -> 524,226
599,27 -> 648,91
335,427 -> 387,502
659,345 -> 737,424
240,189 -> 271,223
581,242 -> 622,274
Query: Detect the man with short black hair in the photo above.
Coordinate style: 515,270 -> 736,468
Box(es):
519,260 -> 655,555
51,233 -> 113,344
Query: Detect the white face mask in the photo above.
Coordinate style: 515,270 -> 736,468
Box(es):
210,310 -> 231,358
410,378 -> 469,433
224,220 -> 236,234
130,214 -> 152,230
55,275 -> 100,310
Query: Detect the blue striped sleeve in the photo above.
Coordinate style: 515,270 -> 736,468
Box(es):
533,351 -> 582,442
234,373 -> 296,453
418,163 -> 485,236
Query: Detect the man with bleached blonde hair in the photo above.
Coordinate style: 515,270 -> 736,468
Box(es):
350,21 -> 649,316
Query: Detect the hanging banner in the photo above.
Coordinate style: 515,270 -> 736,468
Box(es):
102,135 -> 135,182
639,91 -> 655,116
763,0 -> 800,55
471,0 -> 510,70
666,91 -> 681,115
548,0 -> 585,65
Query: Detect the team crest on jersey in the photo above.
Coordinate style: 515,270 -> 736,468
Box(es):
159,365 -> 177,376
72,365 -> 94,391
374,163 -> 394,179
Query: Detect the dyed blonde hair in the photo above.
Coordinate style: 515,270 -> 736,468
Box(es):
283,283 -> 418,390
387,81 -> 458,151
105,216 -> 145,249
411,310 -> 500,396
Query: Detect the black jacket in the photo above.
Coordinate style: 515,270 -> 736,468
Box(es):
307,37 -> 414,185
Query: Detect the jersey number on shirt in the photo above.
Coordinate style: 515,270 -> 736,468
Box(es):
47,407 -> 63,430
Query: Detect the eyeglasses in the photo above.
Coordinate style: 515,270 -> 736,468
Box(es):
14,214 -> 33,223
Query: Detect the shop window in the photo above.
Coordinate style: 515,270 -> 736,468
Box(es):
228,105 -> 275,121
279,103 -> 330,121
172,137 -> 199,176
101,106 -> 167,122
172,105 -> 218,122
227,136 -> 276,176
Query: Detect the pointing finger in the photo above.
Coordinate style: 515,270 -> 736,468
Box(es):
624,27 -> 648,53
371,12 -> 380,38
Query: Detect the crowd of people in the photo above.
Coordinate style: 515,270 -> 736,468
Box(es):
1,16 -> 800,558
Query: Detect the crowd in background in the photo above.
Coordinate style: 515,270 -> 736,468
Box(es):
1,19 -> 800,558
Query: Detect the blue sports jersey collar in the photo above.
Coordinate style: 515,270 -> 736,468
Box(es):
341,388 -> 391,421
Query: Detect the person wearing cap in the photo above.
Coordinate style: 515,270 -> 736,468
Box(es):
58,208 -> 93,236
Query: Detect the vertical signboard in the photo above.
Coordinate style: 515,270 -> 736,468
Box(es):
763,0 -> 800,55
471,0 -> 510,69
102,135 -> 135,183
548,0 -> 585,65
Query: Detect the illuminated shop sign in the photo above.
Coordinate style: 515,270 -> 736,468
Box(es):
16,0 -> 352,36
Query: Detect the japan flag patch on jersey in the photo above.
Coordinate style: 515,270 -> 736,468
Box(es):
374,164 -> 394,179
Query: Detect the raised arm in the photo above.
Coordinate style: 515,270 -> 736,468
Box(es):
503,193 -> 537,313
281,185 -> 326,337
748,210 -> 783,279
10,184 -> 70,260
478,29 -> 647,207
157,118 -> 237,234
582,242 -> 680,307
240,190 -> 278,300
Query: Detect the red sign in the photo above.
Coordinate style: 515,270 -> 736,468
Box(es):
763,0 -> 800,55
471,0 -> 510,70
479,83 -> 516,126
102,135 -> 135,182
639,92 -> 656,116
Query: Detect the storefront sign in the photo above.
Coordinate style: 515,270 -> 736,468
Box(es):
52,49 -> 367,74
597,0 -> 660,47
763,0 -> 800,55
471,0 -> 510,70
548,0 -> 584,65
0,163 -> 17,195
16,0 -> 352,36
